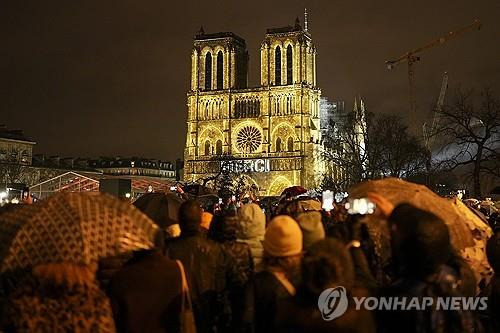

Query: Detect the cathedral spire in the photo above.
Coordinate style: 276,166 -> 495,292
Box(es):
304,8 -> 308,32
295,16 -> 301,30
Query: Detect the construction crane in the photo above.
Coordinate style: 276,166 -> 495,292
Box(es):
386,20 -> 481,130
423,72 -> 448,149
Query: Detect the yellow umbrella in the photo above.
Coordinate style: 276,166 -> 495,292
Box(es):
349,178 -> 475,250
449,198 -> 493,287
350,178 -> 494,290
0,192 -> 158,272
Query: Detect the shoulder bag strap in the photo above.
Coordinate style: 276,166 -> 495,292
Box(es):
176,260 -> 193,309
270,270 -> 296,296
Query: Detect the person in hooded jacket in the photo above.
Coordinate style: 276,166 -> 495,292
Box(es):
209,211 -> 253,332
242,215 -> 303,333
166,200 -> 227,333
237,203 -> 266,272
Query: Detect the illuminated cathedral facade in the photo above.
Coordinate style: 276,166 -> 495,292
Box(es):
183,16 -> 324,195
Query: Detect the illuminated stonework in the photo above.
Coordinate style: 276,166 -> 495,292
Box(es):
236,126 -> 262,153
183,19 -> 325,195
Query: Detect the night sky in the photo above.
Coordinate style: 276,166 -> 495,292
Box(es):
1,0 -> 499,161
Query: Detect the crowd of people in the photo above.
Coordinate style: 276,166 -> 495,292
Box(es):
463,197 -> 500,232
0,185 -> 499,333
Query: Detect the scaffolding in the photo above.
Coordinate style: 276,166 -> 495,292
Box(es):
30,172 -> 175,200
30,171 -> 100,200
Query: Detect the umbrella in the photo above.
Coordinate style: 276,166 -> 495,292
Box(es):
480,200 -> 498,215
183,184 -> 216,197
349,178 -> 476,250
463,198 -> 480,206
0,192 -> 158,272
133,192 -> 185,228
280,186 -> 307,198
350,178 -> 493,289
279,197 -> 322,217
449,198 -> 493,286
195,194 -> 220,210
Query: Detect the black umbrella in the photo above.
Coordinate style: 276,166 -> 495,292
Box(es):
183,184 -> 216,196
133,192 -> 185,228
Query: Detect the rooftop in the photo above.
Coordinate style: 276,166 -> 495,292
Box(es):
32,155 -> 175,171
266,17 -> 306,35
194,16 -> 309,45
0,125 -> 36,143
194,30 -> 246,45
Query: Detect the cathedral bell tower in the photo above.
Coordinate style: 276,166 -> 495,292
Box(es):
190,28 -> 248,92
260,16 -> 317,87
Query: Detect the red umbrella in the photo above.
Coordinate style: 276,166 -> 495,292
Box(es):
280,186 -> 307,198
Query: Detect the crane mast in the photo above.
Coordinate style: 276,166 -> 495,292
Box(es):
385,20 -> 481,132
423,72 -> 448,149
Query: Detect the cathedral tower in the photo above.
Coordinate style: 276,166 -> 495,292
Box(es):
184,15 -> 323,195
260,17 -> 317,87
190,29 -> 248,91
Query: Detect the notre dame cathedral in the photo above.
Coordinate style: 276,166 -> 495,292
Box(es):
183,15 -> 324,196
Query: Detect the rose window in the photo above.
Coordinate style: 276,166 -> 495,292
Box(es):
236,126 -> 262,153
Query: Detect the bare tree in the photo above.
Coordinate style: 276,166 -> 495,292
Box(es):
432,88 -> 500,197
322,110 -> 376,185
322,111 -> 427,188
372,114 -> 427,178
196,154 -> 251,198
0,148 -> 30,184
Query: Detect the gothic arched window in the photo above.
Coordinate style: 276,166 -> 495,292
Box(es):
216,140 -> 223,155
204,140 -> 211,155
216,51 -> 223,90
287,137 -> 294,151
205,52 -> 212,90
276,137 -> 282,152
275,46 -> 281,86
286,45 -> 293,85
235,101 -> 240,118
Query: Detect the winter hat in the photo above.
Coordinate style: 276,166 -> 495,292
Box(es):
296,211 -> 325,250
201,212 -> 213,230
263,215 -> 303,257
